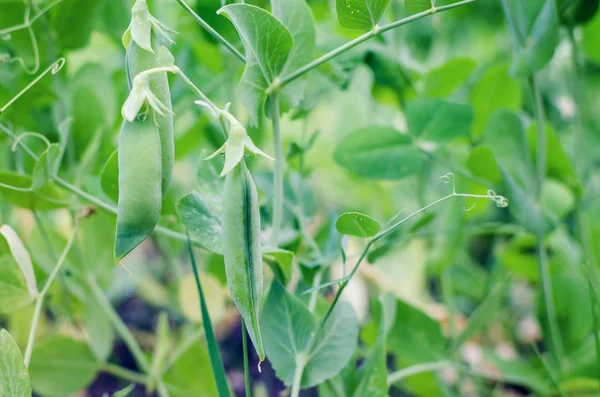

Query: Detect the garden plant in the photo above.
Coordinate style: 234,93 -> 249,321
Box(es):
0,0 -> 599,396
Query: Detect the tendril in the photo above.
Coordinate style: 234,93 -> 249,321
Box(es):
439,172 -> 456,194
487,189 -> 509,208
0,57 -> 66,115
463,197 -> 479,212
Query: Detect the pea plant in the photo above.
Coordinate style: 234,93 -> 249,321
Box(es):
1,0 -> 599,396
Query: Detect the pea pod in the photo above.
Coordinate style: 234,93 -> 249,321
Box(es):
222,162 -> 265,361
114,115 -> 162,261
126,38 -> 174,196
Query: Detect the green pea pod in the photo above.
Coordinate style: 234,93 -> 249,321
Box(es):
222,162 -> 265,362
114,116 -> 162,261
126,39 -> 174,196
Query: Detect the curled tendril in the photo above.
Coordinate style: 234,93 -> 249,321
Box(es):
439,172 -> 456,194
487,189 -> 509,208
463,198 -> 479,212
1,57 -> 66,115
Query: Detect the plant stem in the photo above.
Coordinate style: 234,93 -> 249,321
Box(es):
272,0 -> 478,91
242,321 -> 252,397
173,0 -> 245,62
24,218 -> 80,366
102,363 -> 150,385
290,355 -> 306,397
270,93 -> 283,247
387,361 -> 452,384
568,28 -> 587,180
529,77 -> 546,198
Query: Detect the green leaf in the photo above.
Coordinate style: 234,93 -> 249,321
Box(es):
469,64 -> 522,137
164,341 -> 220,397
388,299 -> 446,362
83,294 -> 114,361
352,294 -> 394,397
450,277 -> 510,353
29,335 -> 100,397
558,0 -> 600,25
336,0 -> 390,30
272,0 -> 317,109
52,0 -> 105,50
196,153 -> 225,214
0,329 -> 31,397
112,384 -> 136,397
0,256 -> 34,314
31,144 -> 61,191
466,146 -> 502,185
336,212 -> 381,238
334,127 -> 424,180
583,12 -> 600,63
100,149 -> 119,203
505,0 -> 560,77
150,312 -> 172,385
0,225 -> 37,298
0,170 -> 68,210
405,0 -> 432,13
177,191 -> 223,254
263,247 -> 295,284
262,281 -> 359,388
423,58 -> 476,98
218,4 -> 293,123
406,98 -> 473,143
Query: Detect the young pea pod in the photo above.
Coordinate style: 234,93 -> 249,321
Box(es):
222,162 -> 265,362
114,116 -> 162,261
126,38 -> 174,196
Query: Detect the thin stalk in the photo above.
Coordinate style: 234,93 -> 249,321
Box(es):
308,269 -> 323,314
568,28 -> 587,179
587,269 -> 600,378
529,77 -> 547,198
24,218 -> 80,366
387,361 -> 452,384
270,93 -> 284,247
173,0 -> 245,62
242,321 -> 252,397
290,355 -> 307,397
102,363 -> 150,385
272,0 -> 479,91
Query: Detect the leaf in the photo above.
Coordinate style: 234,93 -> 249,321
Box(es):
272,0 -> 317,109
100,149 -> 119,203
0,329 -> 31,397
336,212 -> 381,238
150,312 -> 172,383
261,281 -> 359,388
112,384 -> 136,397
405,0 -> 432,13
583,12 -> 600,63
352,294 -> 394,397
406,98 -> 473,144
32,144 -> 61,191
423,58 -> 476,98
218,4 -> 293,123
450,277 -> 510,353
334,127 -> 424,180
164,342 -> 220,397
0,256 -> 34,314
177,191 -> 223,254
505,0 -> 560,77
558,0 -> 600,25
197,153 -> 225,214
52,0 -> 105,50
29,335 -> 100,397
388,299 -> 447,363
263,247 -> 295,284
0,225 -> 37,298
0,170 -> 68,211
83,294 -> 114,361
336,0 -> 390,30
466,146 -> 502,185
469,64 -> 522,137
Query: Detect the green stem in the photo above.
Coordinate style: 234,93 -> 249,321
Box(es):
529,77 -> 546,198
290,355 -> 307,397
588,277 -> 600,378
270,93 -> 283,247
568,28 -> 587,180
387,361 -> 452,384
24,218 -> 80,366
242,321 -> 252,397
173,0 -> 245,62
271,0 -> 478,91
102,363 -> 150,385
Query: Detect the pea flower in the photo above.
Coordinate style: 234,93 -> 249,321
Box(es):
197,101 -> 273,176
122,72 -> 174,122
122,0 -> 176,52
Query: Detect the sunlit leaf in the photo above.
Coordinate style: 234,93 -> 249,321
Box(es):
336,212 -> 381,238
